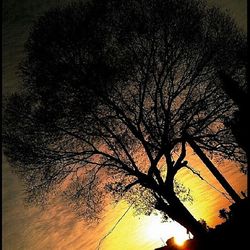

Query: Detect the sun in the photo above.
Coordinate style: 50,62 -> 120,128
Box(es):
168,222 -> 191,246
144,215 -> 192,245
174,232 -> 187,246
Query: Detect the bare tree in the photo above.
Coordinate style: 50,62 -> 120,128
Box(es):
3,0 -> 246,237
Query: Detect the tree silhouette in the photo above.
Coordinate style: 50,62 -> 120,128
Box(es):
3,0 -> 246,237
218,71 -> 249,172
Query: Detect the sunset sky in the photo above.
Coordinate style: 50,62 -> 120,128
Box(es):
2,1 -> 247,249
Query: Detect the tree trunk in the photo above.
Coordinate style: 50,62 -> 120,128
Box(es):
187,137 -> 241,203
156,169 -> 206,238
156,190 -> 206,238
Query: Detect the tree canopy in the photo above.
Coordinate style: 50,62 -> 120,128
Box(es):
3,0 -> 247,237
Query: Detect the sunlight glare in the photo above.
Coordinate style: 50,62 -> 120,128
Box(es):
174,234 -> 187,246
169,222 -> 190,246
144,215 -> 191,245
145,216 -> 168,241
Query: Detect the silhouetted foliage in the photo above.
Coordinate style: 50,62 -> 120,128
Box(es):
198,219 -> 210,232
218,208 -> 231,221
3,0 -> 246,237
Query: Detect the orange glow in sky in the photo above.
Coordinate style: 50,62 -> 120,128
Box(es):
3,148 -> 247,250
97,149 -> 247,250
